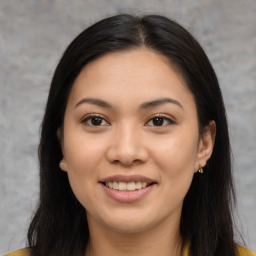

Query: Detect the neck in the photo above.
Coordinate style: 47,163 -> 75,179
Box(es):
85,215 -> 183,256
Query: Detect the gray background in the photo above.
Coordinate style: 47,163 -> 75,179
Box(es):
0,0 -> 255,254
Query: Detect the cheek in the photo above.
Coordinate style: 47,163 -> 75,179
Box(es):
148,127 -> 198,199
63,133 -> 109,208
149,127 -> 199,173
64,130 -> 108,170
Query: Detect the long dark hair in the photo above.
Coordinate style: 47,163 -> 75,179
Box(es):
28,14 -> 237,256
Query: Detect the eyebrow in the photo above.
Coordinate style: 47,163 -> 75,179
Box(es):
139,97 -> 183,110
74,97 -> 183,110
75,98 -> 113,109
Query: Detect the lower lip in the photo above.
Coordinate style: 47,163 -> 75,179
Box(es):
101,183 -> 155,203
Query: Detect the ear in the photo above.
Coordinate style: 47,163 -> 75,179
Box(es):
59,160 -> 68,172
57,128 -> 68,173
195,120 -> 216,172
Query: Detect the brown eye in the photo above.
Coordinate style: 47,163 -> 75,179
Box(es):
152,117 -> 164,126
82,115 -> 109,126
91,117 -> 103,126
146,116 -> 175,127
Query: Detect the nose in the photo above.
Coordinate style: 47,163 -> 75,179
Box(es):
106,123 -> 148,166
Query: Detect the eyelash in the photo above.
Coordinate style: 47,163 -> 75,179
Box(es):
81,114 -> 175,127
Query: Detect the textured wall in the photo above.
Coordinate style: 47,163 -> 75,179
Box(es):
0,0 -> 255,254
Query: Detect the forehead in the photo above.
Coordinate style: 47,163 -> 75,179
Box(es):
79,48 -> 184,83
68,48 -> 194,109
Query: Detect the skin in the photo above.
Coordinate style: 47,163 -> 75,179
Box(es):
59,48 -> 216,256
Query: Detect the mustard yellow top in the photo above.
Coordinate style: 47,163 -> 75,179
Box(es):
3,246 -> 256,256
3,248 -> 29,256
183,245 -> 256,256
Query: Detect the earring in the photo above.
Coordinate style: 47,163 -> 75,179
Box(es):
59,161 -> 64,166
198,166 -> 204,173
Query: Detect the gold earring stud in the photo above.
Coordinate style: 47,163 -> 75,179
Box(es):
198,166 -> 204,173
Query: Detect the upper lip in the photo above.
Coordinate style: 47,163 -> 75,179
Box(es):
100,175 -> 156,184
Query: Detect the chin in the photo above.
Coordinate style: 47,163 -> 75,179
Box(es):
98,211 -> 159,234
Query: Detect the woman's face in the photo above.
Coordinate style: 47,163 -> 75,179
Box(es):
59,48 -> 214,234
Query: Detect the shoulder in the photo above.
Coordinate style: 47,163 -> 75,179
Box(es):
2,248 -> 29,256
237,245 -> 256,256
183,243 -> 255,256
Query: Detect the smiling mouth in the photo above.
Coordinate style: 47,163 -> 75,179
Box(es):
100,175 -> 156,202
102,181 -> 156,191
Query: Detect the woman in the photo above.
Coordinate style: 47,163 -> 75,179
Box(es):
5,14 -> 255,256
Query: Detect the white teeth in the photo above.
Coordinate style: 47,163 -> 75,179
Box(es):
113,181 -> 118,190
105,181 -> 149,191
119,182 -> 127,191
135,181 -> 142,190
108,182 -> 113,189
127,182 -> 136,191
